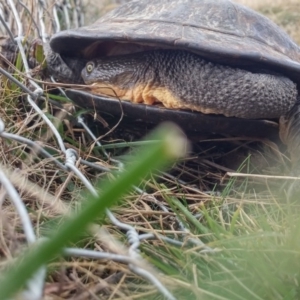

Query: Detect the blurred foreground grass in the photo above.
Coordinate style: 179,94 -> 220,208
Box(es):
142,183 -> 300,299
0,123 -> 188,299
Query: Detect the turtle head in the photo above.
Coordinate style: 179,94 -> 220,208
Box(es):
81,53 -> 149,92
81,53 -> 152,100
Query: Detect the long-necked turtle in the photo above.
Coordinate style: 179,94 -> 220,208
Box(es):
46,0 -> 300,166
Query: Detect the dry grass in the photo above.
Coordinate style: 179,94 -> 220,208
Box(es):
235,0 -> 300,44
237,0 -> 299,6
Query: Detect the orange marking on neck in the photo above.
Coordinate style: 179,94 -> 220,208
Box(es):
86,83 -> 224,115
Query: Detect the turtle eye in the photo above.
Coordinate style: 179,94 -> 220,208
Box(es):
86,62 -> 94,73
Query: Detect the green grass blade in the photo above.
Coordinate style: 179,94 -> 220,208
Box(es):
0,123 -> 187,300
169,196 -> 210,234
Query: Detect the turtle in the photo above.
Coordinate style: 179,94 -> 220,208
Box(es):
45,0 -> 300,169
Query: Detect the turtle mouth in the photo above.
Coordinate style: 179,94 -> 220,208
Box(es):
61,55 -> 87,83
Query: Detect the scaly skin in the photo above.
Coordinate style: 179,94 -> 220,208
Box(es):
81,50 -> 298,119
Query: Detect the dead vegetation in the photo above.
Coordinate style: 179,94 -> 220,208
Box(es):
235,0 -> 300,43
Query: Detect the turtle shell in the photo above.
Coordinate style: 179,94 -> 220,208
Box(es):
50,0 -> 300,84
